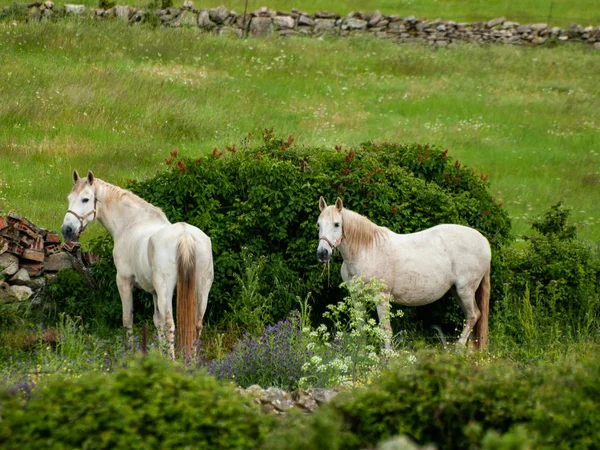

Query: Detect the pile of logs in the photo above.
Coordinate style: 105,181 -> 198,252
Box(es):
0,212 -> 97,301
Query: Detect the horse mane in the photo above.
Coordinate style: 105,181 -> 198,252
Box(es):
95,178 -> 168,221
341,208 -> 387,249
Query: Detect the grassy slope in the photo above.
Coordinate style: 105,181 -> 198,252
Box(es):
0,20 -> 599,243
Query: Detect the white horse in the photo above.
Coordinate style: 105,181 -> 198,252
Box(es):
61,170 -> 213,358
317,197 -> 491,349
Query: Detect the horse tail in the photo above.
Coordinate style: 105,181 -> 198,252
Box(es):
176,234 -> 197,357
473,265 -> 490,350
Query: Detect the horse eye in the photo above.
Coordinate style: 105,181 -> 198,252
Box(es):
334,223 -> 340,228
82,198 -> 89,203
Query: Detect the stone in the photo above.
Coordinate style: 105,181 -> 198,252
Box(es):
367,10 -> 382,27
314,18 -> 336,34
26,276 -> 47,291
182,0 -> 193,10
314,11 -> 338,19
64,4 -> 85,15
486,17 -> 505,28
278,29 -> 298,37
28,6 -> 42,21
44,252 -> 74,272
114,5 -> 131,20
0,253 -> 19,277
8,285 -> 32,302
308,388 -> 338,404
291,389 -> 318,412
218,26 -> 242,38
198,9 -> 216,30
209,5 -> 229,24
244,384 -> 265,401
178,10 -> 197,27
249,16 -> 273,38
297,15 -> 314,27
263,387 -> 293,412
594,42 -> 600,50
531,23 -> 548,32
516,25 -> 532,34
343,18 -> 367,31
387,21 -> 406,34
9,268 -> 30,286
273,15 -> 295,29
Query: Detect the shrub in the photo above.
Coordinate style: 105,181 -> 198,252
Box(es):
0,3 -> 28,21
492,202 -> 600,354
90,133 -> 511,335
263,349 -> 600,449
300,277 -> 405,389
98,0 -> 116,9
0,354 -> 273,449
206,312 -> 306,391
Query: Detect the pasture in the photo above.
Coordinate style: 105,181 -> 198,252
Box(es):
1,3 -> 600,448
0,15 -> 599,242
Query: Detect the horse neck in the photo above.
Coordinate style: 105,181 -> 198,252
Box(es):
338,209 -> 385,261
94,180 -> 168,239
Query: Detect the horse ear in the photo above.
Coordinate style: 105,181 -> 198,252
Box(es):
73,170 -> 80,184
319,196 -> 327,212
335,197 -> 344,211
87,171 -> 95,185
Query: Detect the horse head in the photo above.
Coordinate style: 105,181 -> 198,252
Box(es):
61,170 -> 97,241
316,196 -> 344,263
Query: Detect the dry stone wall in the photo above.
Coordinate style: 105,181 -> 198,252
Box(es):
0,212 -> 96,303
7,2 -> 600,48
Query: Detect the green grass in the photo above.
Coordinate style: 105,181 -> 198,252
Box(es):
0,20 -> 599,243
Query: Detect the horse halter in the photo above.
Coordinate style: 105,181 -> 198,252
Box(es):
319,228 -> 344,249
66,197 -> 97,235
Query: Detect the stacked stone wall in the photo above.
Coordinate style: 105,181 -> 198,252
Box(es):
5,2 -> 600,48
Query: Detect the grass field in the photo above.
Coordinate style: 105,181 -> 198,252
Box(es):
0,19 -> 599,243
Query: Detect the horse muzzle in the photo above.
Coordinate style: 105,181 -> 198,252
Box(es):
61,223 -> 79,242
317,244 -> 332,263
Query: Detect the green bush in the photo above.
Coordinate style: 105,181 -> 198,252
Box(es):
492,203 -> 600,353
0,3 -> 28,22
90,133 -> 510,334
0,354 -> 273,449
263,349 -> 600,449
98,0 -> 116,9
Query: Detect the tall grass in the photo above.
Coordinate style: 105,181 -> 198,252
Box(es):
0,20 -> 598,243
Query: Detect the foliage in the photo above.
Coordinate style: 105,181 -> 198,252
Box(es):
98,0 -> 116,9
146,0 -> 172,9
206,312 -> 306,391
300,277 -> 405,389
491,203 -> 600,356
0,3 -> 27,21
0,353 -> 273,450
264,349 -> 600,449
87,134 -> 511,336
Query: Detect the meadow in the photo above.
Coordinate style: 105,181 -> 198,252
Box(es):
0,16 -> 599,243
1,5 -> 599,447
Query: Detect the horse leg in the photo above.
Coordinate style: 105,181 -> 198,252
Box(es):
152,292 -> 166,345
196,273 -> 212,341
376,301 -> 393,351
117,274 -> 134,336
454,285 -> 481,347
154,277 -> 176,359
